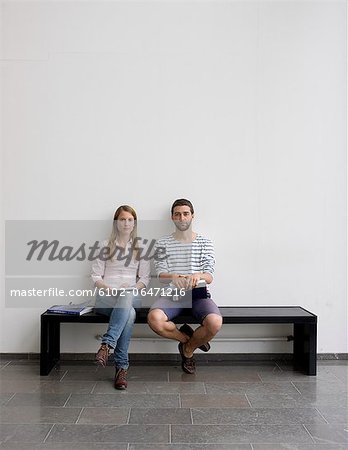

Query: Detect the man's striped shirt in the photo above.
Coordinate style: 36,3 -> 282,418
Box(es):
154,234 -> 215,277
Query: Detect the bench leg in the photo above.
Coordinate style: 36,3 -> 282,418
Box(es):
40,316 -> 61,376
293,323 -> 317,376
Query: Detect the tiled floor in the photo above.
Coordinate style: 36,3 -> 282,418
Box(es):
0,359 -> 347,449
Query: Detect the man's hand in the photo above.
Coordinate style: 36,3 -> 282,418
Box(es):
171,274 -> 201,290
171,275 -> 189,289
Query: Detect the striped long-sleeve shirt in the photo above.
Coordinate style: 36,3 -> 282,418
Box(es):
154,234 -> 215,278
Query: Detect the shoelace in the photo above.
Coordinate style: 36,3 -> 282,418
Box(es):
116,369 -> 127,381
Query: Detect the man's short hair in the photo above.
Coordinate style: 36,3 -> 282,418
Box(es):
171,198 -> 194,215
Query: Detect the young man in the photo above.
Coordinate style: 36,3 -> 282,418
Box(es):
147,198 -> 222,374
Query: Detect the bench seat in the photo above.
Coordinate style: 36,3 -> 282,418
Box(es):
40,306 -> 317,376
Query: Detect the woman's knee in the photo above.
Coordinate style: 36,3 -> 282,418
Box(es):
128,307 -> 136,323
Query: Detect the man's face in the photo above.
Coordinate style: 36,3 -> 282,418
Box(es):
172,205 -> 193,231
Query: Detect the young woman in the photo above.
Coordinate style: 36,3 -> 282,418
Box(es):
91,205 -> 151,389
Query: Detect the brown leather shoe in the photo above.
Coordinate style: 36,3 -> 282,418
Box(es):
179,324 -> 211,352
95,343 -> 111,368
114,368 -> 128,390
178,342 -> 196,374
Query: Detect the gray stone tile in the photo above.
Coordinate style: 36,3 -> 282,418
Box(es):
171,424 -> 314,443
1,424 -> 52,443
93,381 -> 148,394
126,367 -> 170,382
0,394 -> 14,406
64,365 -> 170,382
77,407 -> 129,424
0,380 -> 41,394
94,381 -> 205,394
0,443 -> 127,449
129,408 -> 192,424
145,382 -> 206,394
246,390 -> 347,408
0,406 -> 81,424
6,393 -> 70,407
169,367 -> 261,383
0,367 -> 64,381
181,394 -> 249,408
191,407 -> 326,425
46,424 -> 169,443
205,382 -> 300,396
0,424 -> 17,443
292,380 -> 348,396
258,368 -> 340,383
316,406 -> 348,424
253,444 -> 348,450
55,363 -> 98,372
35,381 -> 96,394
60,371 -> 113,382
305,423 -> 348,444
0,363 -> 11,369
328,366 -> 348,384
66,393 -> 179,408
129,445 -> 251,450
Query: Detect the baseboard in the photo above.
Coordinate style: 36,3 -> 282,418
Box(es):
1,352 -> 347,362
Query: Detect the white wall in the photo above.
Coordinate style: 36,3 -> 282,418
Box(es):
1,0 -> 346,355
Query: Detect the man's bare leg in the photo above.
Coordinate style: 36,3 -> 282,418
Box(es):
147,309 -> 188,343
184,313 -> 222,357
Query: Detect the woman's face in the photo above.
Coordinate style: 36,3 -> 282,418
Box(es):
116,210 -> 135,236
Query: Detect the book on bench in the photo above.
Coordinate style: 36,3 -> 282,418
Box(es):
46,301 -> 94,315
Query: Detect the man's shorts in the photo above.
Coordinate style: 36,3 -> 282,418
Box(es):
150,292 -> 221,324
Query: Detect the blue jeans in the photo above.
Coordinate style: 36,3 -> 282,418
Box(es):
95,292 -> 139,369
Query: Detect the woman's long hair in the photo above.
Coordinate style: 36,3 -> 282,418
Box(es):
107,205 -> 139,261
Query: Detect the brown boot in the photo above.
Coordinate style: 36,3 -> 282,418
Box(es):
114,368 -> 128,390
95,343 -> 111,368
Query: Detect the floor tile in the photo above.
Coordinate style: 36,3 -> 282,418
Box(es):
0,443 -> 128,449
144,382 -> 206,394
129,445 -> 251,450
181,394 -> 249,408
292,380 -> 348,396
34,381 -> 96,394
0,406 -> 81,424
45,424 -> 169,443
5,393 -> 70,407
191,407 -> 326,425
327,366 -> 348,384
258,368 -> 340,383
171,424 -> 314,443
205,381 -> 300,396
0,394 -> 14,406
77,407 -> 129,424
316,406 -> 348,423
0,366 -> 64,381
0,380 -> 41,394
66,393 -> 180,408
1,360 -> 346,448
246,390 -> 347,408
305,423 -> 348,444
129,407 -> 192,424
93,381 -> 148,394
0,424 -> 52,443
0,424 -> 17,443
169,367 -> 261,383
253,444 -> 348,449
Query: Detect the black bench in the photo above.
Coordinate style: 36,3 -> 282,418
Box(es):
40,306 -> 317,376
